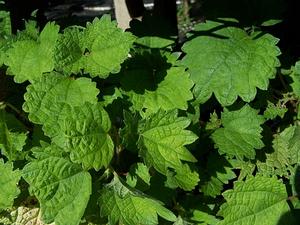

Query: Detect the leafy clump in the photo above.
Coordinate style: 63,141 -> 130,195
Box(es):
0,3 -> 300,225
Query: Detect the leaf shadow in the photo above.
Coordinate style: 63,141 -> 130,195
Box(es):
129,12 -> 178,38
200,0 -> 287,27
198,151 -> 236,196
184,22 -> 231,43
120,49 -> 172,94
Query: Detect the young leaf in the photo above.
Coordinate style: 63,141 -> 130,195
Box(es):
0,109 -> 27,161
212,105 -> 265,159
22,149 -> 92,225
217,176 -> 289,225
120,110 -> 140,153
122,65 -> 194,115
5,22 -> 59,83
101,87 -> 123,107
0,2 -> 11,37
257,125 -> 300,177
192,210 -> 219,225
138,110 -> 199,190
173,216 -> 191,225
54,27 -> 85,75
165,164 -> 200,191
0,160 -> 21,210
200,153 -> 236,197
126,162 -> 151,191
264,101 -> 287,120
82,15 -> 135,78
182,20 -> 280,106
289,61 -> 300,97
99,174 -> 177,225
229,159 -> 255,180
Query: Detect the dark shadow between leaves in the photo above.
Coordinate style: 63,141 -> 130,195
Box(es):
198,151 -> 236,197
129,12 -> 177,38
120,49 -> 172,94
201,0 -> 287,27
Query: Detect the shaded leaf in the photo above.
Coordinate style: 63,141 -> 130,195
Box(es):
212,105 -> 265,159
200,153 -> 236,197
99,174 -> 176,225
0,109 -> 27,161
126,162 -> 151,191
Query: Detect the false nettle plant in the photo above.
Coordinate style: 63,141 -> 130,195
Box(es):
0,3 -> 300,225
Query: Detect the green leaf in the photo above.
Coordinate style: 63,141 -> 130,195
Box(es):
120,49 -> 192,115
290,126 -> 300,163
138,110 -> 199,190
54,27 -> 85,75
0,4 -> 11,37
182,20 -> 280,106
120,111 -> 140,153
82,15 -> 135,78
126,162 -> 151,191
101,87 -> 123,107
212,105 -> 265,159
123,66 -> 194,115
30,142 -> 64,159
229,159 -> 255,180
206,111 -> 221,130
289,61 -> 300,97
51,102 -> 114,170
135,36 -> 175,49
22,149 -> 92,225
17,20 -> 39,41
0,109 -> 27,161
0,160 -> 20,210
200,153 -> 236,197
99,174 -> 177,225
217,176 -> 289,225
173,216 -> 191,225
264,101 -> 287,120
23,72 -> 99,134
5,22 -> 59,83
257,125 -> 300,177
165,164 -> 200,191
192,210 -> 219,225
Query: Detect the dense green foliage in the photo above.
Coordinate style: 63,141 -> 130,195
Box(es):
0,1 -> 300,225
